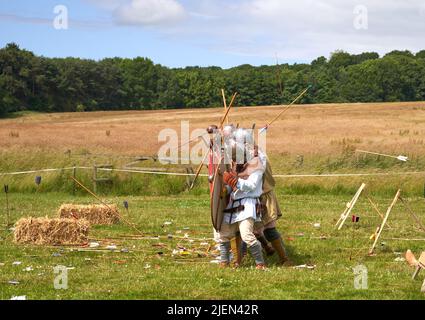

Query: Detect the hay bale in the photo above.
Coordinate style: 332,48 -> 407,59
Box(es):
14,217 -> 90,245
58,204 -> 120,225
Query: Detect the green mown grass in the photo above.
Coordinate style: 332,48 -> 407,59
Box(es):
1,192 -> 424,300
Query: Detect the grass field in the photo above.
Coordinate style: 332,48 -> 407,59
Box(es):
1,102 -> 425,300
1,192 -> 424,300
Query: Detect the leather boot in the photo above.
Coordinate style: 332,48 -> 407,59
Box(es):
270,238 -> 290,265
230,235 -> 243,267
257,235 -> 275,256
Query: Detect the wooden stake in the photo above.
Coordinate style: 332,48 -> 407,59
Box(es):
399,196 -> 425,233
366,195 -> 392,228
369,189 -> 401,255
72,165 -> 77,195
337,183 -> 366,230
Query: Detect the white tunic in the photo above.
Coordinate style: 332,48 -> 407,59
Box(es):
223,169 -> 264,225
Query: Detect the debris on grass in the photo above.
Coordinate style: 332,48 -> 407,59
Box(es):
89,242 -> 100,248
58,204 -> 120,225
8,280 -> 20,285
14,217 -> 90,246
106,245 -> 117,251
293,264 -> 316,270
313,223 -> 321,228
12,261 -> 22,266
23,266 -> 33,272
394,257 -> 406,262
162,221 -> 172,227
52,252 -> 62,257
10,296 -> 26,300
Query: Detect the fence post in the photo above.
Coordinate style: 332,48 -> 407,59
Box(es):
93,164 -> 98,194
72,165 -> 77,195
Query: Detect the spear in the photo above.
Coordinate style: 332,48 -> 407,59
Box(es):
356,149 -> 408,162
259,86 -> 311,134
189,91 -> 238,190
222,89 -> 229,125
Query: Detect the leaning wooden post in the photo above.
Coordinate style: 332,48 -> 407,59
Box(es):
399,196 -> 425,233
337,183 -> 366,230
369,189 -> 401,255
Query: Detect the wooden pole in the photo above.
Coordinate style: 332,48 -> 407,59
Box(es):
93,164 -> 97,194
337,183 -> 366,230
221,89 -> 228,125
264,86 -> 310,129
219,92 -> 237,128
189,151 -> 209,190
70,176 -> 144,236
399,196 -> 425,233
189,92 -> 238,190
369,189 -> 401,255
72,165 -> 77,195
366,195 -> 392,228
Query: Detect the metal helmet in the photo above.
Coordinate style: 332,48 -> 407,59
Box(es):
223,124 -> 236,138
234,128 -> 255,146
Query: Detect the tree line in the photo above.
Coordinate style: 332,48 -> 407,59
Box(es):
1,42 -> 425,117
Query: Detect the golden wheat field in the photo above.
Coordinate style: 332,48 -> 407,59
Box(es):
1,101 -> 425,157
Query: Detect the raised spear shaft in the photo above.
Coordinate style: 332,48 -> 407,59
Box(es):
260,86 -> 310,133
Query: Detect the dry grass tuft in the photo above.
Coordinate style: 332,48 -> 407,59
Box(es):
58,204 -> 120,225
14,217 -> 90,245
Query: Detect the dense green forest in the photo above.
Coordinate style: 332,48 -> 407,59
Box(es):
1,42 -> 425,117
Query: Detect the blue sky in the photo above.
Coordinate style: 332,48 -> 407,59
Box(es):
1,0 -> 425,68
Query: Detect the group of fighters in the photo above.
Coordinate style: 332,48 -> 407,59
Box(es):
206,124 -> 290,270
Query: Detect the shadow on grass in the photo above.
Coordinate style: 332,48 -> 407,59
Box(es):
264,243 -> 313,267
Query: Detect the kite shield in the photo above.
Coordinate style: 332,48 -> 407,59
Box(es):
210,160 -> 227,232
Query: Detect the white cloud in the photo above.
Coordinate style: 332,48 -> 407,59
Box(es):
113,0 -> 186,26
172,0 -> 425,62
85,0 -> 425,63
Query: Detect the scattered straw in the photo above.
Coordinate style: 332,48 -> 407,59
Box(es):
58,204 -> 120,225
14,217 -> 90,245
